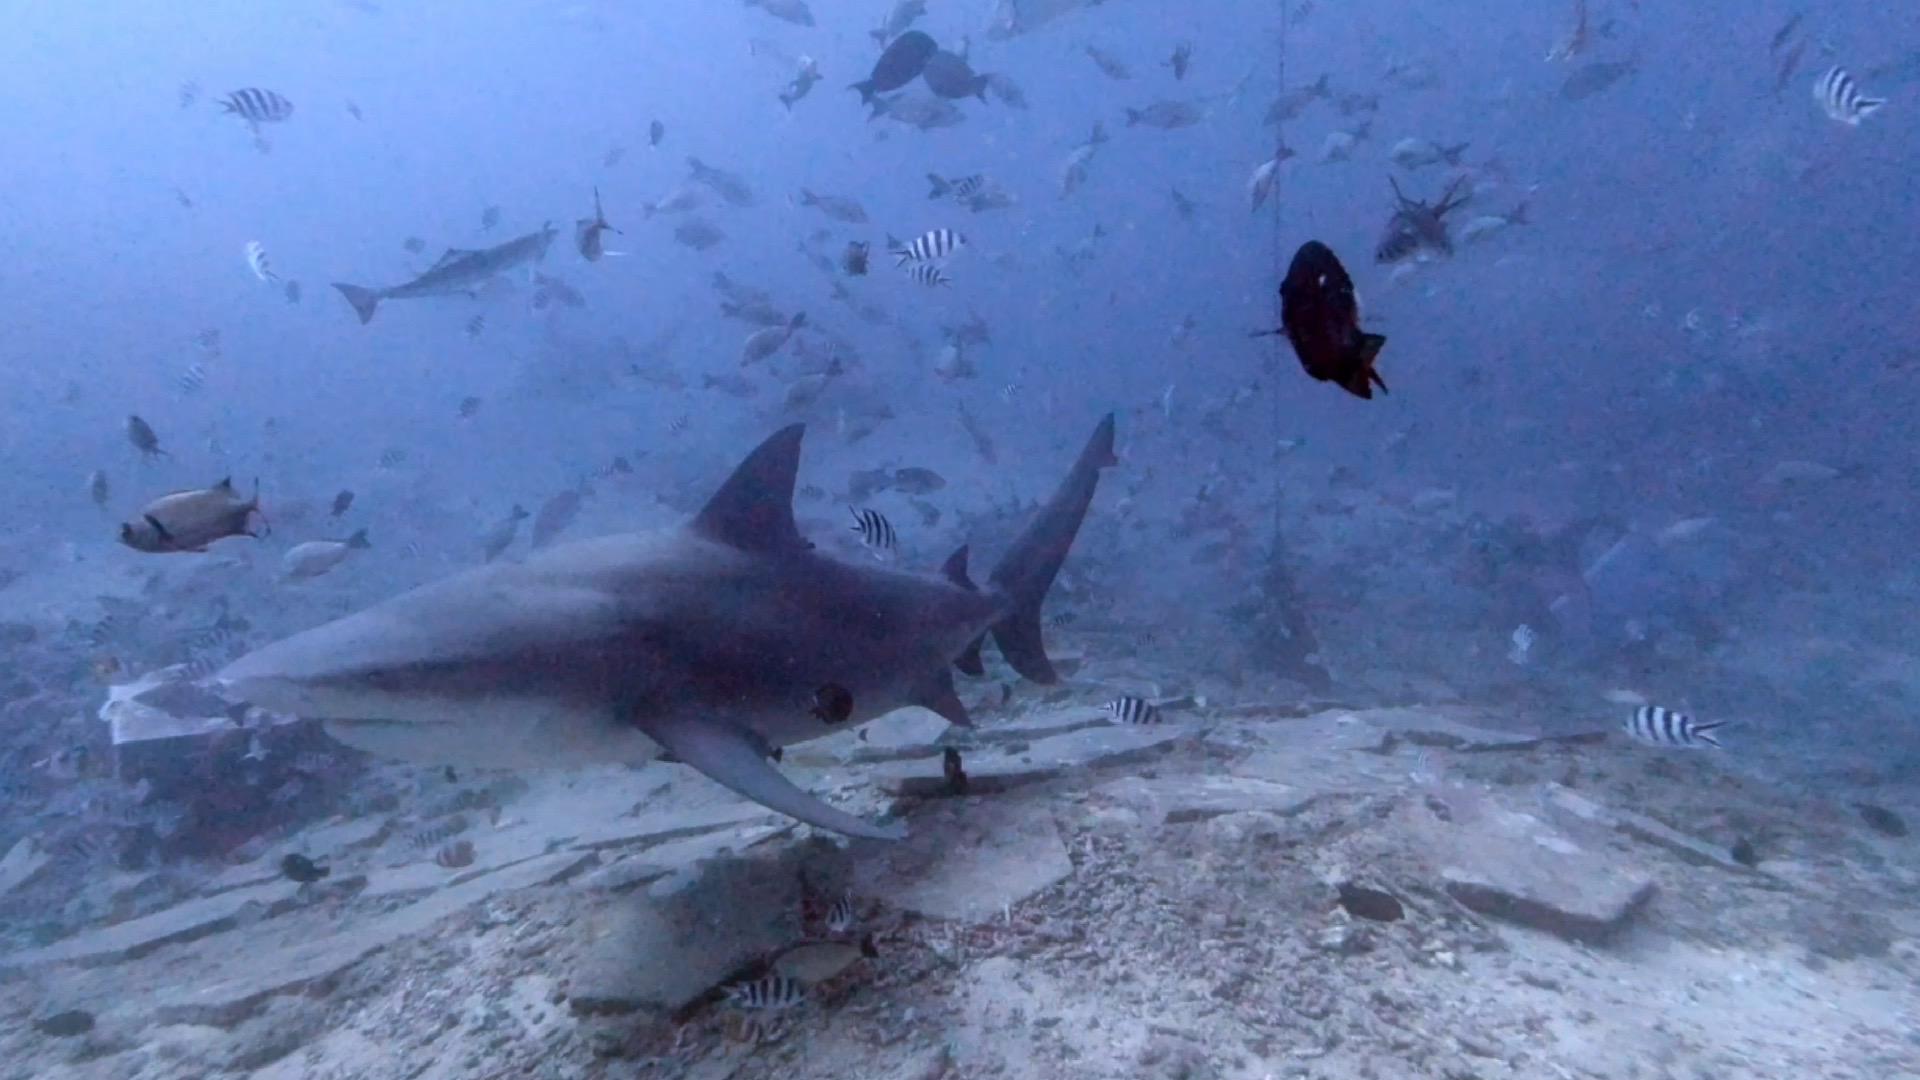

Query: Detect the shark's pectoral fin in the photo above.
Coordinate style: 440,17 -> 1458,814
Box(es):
911,668 -> 974,729
635,713 -> 905,840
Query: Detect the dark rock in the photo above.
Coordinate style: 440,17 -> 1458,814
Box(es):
35,1009 -> 95,1038
1854,803 -> 1909,838
1338,883 -> 1405,922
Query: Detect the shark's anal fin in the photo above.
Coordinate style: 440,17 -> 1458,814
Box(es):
635,712 -> 905,840
912,667 -> 973,728
943,545 -> 988,676
954,636 -> 986,677
691,424 -> 810,554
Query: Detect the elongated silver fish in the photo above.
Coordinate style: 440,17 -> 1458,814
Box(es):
333,225 -> 558,324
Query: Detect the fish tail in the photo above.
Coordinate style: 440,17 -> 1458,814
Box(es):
1692,721 -> 1728,747
347,528 -> 371,549
332,283 -> 380,325
1124,108 -> 1142,126
1313,73 -> 1331,95
984,415 -> 1117,682
850,80 -> 875,105
925,173 -> 949,198
1509,202 -> 1529,226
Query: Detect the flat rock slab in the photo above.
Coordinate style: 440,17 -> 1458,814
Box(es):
569,847 -> 808,1017
564,802 -> 779,853
872,722 -> 1186,798
854,798 -> 1072,923
0,837 -> 51,898
3,878 -> 300,969
152,850 -> 596,1027
1093,775 -> 1321,825
1545,785 -> 1755,873
1404,788 -> 1655,945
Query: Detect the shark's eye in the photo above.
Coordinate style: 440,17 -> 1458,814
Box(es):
809,683 -> 853,724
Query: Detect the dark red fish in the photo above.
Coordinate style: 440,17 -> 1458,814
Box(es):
1275,241 -> 1387,399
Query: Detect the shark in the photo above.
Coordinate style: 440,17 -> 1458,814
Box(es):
332,223 -> 559,325
215,414 -> 1118,839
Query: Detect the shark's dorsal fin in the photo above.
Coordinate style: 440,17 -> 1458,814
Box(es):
912,667 -> 973,728
941,546 -> 976,591
430,249 -> 479,270
692,424 -> 808,554
633,712 -> 906,840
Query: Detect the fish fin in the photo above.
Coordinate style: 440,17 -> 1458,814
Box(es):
986,415 -> 1117,683
144,515 -> 173,543
634,712 -> 905,839
955,636 -> 986,677
1692,721 -> 1727,747
346,528 -> 371,549
215,477 -> 234,491
911,667 -> 973,728
850,80 -> 875,105
690,424 -> 809,554
940,545 -> 976,590
332,283 -> 380,324
1359,333 -> 1389,395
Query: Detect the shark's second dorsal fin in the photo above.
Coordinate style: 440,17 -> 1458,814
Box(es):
692,423 -> 808,554
941,546 -> 976,591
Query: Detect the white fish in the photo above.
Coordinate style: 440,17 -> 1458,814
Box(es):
1507,623 -> 1534,665
1247,156 -> 1279,212
1457,204 -> 1528,245
282,529 -> 371,580
1813,66 -> 1884,126
1389,137 -> 1468,169
244,241 -> 277,282
1759,459 -> 1841,485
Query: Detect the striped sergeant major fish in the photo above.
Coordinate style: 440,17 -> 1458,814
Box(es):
244,241 -> 277,282
926,173 -> 986,201
889,227 -> 966,266
849,507 -> 896,551
903,263 -> 951,288
1105,695 -> 1162,725
1813,66 -> 1885,125
726,974 -> 807,1011
1624,705 -> 1724,749
219,88 -> 294,129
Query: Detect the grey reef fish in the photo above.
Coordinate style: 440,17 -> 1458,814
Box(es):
216,415 -> 1119,839
333,225 -> 558,324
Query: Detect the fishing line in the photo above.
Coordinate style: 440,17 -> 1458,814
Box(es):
1266,0 -> 1289,542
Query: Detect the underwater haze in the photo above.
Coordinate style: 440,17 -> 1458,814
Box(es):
1,0 -> 1918,1076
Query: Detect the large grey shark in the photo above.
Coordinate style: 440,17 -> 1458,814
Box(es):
332,223 -> 559,325
215,415 -> 1118,839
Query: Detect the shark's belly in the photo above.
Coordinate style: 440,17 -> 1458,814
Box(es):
324,692 -> 662,769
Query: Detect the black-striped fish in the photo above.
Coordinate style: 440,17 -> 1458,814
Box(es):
667,414 -> 691,436
891,227 -> 966,266
456,396 -> 483,420
1105,696 -> 1162,725
849,507 -> 896,551
177,363 -> 207,395
377,447 -> 409,469
926,173 -> 986,201
219,88 -> 294,128
179,81 -> 200,109
1813,66 -> 1884,125
903,262 -> 950,288
244,241 -> 277,282
465,314 -> 485,339
1624,705 -> 1724,748
725,974 -> 807,1011
825,892 -> 856,934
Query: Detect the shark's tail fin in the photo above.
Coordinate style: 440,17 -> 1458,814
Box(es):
333,283 -> 380,325
984,414 -> 1117,683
